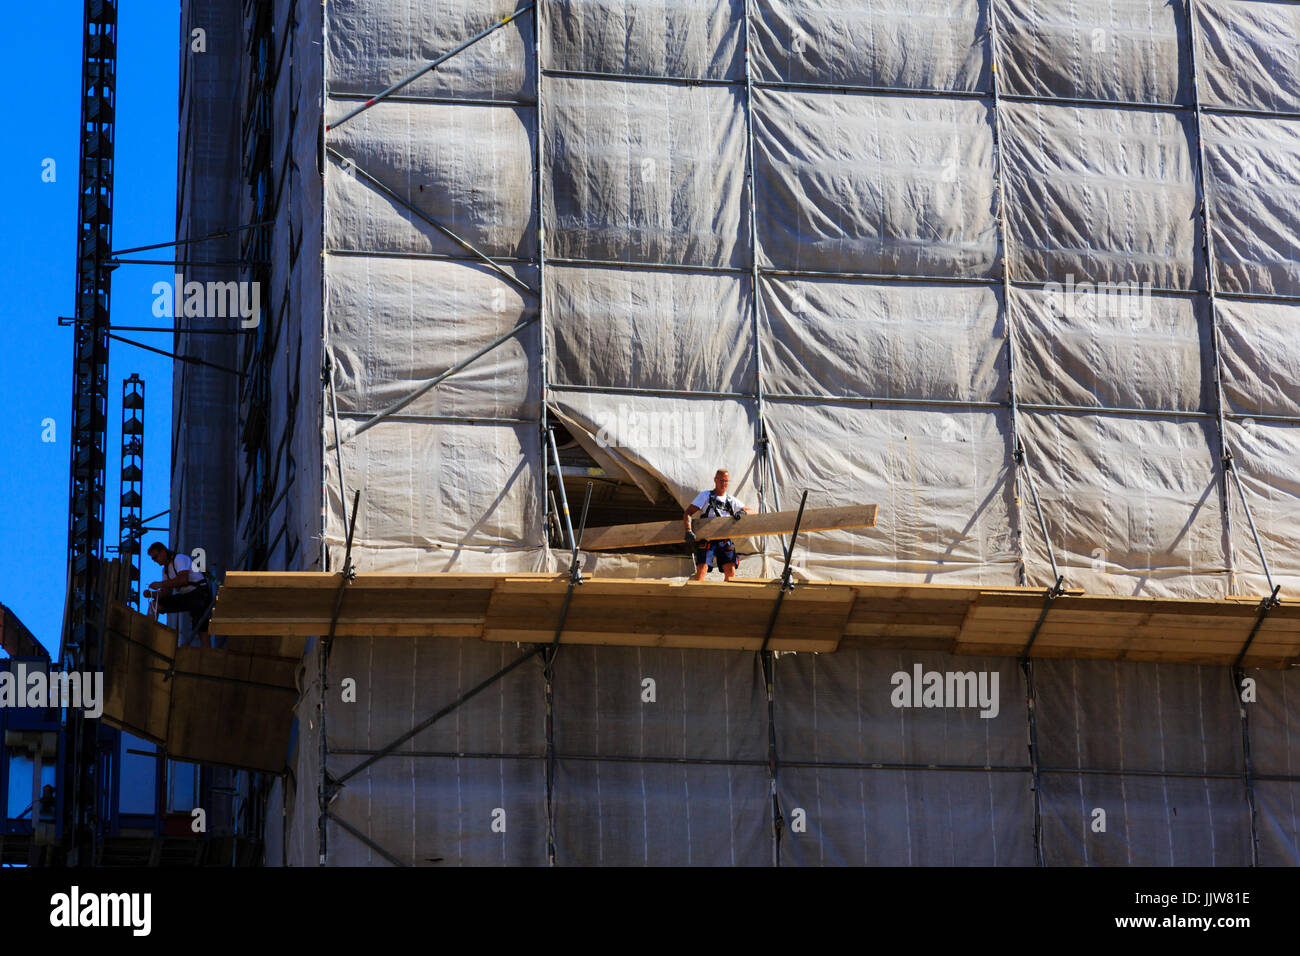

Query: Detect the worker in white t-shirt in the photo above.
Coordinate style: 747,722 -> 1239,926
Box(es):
683,468 -> 748,582
143,541 -> 214,647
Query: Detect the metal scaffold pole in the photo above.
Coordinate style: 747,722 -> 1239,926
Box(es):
118,375 -> 145,608
61,0 -> 119,867
988,1 -> 1052,868
740,0 -> 774,582
534,0 -> 550,555
1183,0 -> 1240,597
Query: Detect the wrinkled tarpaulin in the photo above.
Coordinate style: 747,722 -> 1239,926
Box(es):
262,0 -> 1300,864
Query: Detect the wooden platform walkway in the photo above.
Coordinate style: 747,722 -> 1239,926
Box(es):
209,573 -> 1299,668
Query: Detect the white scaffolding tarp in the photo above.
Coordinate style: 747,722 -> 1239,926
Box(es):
320,1 -> 1300,596
253,0 -> 1300,865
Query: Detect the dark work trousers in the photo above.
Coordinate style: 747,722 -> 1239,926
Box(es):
158,584 -> 213,644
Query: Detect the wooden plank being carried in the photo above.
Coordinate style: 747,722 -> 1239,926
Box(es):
581,504 -> 878,551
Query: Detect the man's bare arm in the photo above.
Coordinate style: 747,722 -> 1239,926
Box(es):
684,503 -> 700,531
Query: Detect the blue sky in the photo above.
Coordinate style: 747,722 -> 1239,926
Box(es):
1,2 -> 179,656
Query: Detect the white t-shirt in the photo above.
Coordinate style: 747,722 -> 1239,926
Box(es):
690,490 -> 746,519
167,553 -> 205,594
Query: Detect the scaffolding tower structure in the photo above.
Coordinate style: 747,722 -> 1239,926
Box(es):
61,0 -> 119,866
118,374 -> 145,608
142,0 -> 1300,865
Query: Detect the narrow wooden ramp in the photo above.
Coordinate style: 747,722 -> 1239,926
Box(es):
103,603 -> 173,742
581,504 -> 878,550
100,602 -> 299,773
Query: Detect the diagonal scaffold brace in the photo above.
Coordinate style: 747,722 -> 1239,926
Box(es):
323,146 -> 536,301
759,489 -> 808,654
325,4 -> 536,133
320,149 -> 540,453
1223,446 -> 1281,865
756,489 -> 808,866
1221,448 -> 1284,668
1014,439 -> 1069,659
1010,438 -> 1066,867
542,427 -> 595,864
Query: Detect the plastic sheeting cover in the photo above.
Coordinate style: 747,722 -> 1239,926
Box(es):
266,0 -> 1300,865
319,0 -> 1299,595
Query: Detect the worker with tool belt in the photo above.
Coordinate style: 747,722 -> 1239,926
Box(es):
684,468 -> 748,582
144,541 -> 214,647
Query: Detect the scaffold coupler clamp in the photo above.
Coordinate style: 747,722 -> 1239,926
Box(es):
1263,584 -> 1282,611
779,562 -> 796,595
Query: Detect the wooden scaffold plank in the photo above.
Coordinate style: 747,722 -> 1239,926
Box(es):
580,504 -> 878,550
